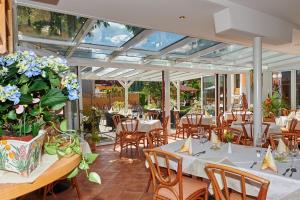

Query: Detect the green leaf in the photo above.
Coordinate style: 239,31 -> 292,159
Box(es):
42,111 -> 52,122
60,119 -> 67,132
67,167 -> 79,179
41,88 -> 68,107
21,124 -> 31,134
19,94 -> 33,104
29,79 -> 49,92
84,153 -> 99,164
44,143 -> 57,155
57,149 -> 66,157
20,84 -> 29,94
7,110 -> 17,120
72,145 -> 82,154
32,122 -> 43,137
0,128 -> 3,136
0,104 -> 10,112
30,107 -> 41,116
88,172 -> 101,184
51,103 -> 65,111
79,161 -> 89,170
50,78 -> 60,88
18,75 -> 29,84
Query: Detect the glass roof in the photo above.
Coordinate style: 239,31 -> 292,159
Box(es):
170,39 -> 220,56
83,22 -> 142,47
34,44 -> 69,56
202,44 -> 245,58
134,31 -> 185,51
17,6 -> 86,41
72,47 -> 112,59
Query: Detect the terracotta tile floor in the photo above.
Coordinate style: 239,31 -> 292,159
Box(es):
24,144 -> 154,200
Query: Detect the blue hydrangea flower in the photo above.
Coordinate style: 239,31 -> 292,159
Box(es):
4,85 -> 21,105
68,89 -> 79,101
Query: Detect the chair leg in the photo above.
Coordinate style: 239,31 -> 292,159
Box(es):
145,174 -> 152,192
113,135 -> 118,151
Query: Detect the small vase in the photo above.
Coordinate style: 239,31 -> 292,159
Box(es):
228,142 -> 232,154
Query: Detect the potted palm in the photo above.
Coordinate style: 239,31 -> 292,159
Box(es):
0,51 -> 80,175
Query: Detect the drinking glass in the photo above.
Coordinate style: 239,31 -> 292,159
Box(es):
256,136 -> 266,158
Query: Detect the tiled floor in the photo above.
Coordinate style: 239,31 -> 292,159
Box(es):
24,144 -> 154,200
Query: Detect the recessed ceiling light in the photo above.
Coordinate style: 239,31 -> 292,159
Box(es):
179,16 -> 186,20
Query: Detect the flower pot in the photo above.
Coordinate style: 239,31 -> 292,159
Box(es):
0,130 -> 46,176
1,135 -> 33,142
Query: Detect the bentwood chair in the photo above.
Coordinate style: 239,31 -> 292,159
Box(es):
144,149 -> 208,200
119,119 -> 142,157
174,111 -> 185,139
281,118 -> 298,134
148,110 -> 160,119
152,115 -> 170,145
112,114 -> 122,151
186,114 -> 203,138
205,163 -> 270,200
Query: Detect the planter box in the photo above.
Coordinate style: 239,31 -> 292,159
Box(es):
0,130 -> 46,176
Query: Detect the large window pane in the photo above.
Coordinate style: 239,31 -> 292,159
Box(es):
203,76 -> 215,116
83,22 -> 142,47
18,6 -> 86,41
134,31 -> 184,52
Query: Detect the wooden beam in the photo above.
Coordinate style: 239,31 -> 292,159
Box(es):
0,0 -> 13,54
0,0 -> 7,54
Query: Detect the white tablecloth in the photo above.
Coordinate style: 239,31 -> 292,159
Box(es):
159,139 -> 300,200
180,115 -> 213,126
230,122 -> 282,138
116,119 -> 162,134
224,111 -> 252,121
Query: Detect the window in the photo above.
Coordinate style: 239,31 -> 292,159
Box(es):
234,74 -> 240,95
203,76 -> 215,116
281,71 -> 291,106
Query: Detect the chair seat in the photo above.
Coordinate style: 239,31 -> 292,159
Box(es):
157,176 -> 207,199
281,128 -> 289,132
229,192 -> 256,200
124,133 -> 142,141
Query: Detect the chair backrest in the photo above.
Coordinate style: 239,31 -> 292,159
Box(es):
228,128 -> 243,144
120,118 -> 139,134
205,163 -> 270,200
231,109 -> 238,121
112,114 -> 121,127
186,114 -> 202,127
174,110 -> 181,127
289,118 -> 298,132
269,133 -> 285,150
216,111 -> 226,128
148,111 -> 159,119
144,149 -> 183,200
146,129 -> 164,149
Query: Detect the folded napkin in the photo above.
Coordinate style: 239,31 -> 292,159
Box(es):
179,135 -> 192,155
277,139 -> 288,154
261,145 -> 277,172
210,131 -> 219,144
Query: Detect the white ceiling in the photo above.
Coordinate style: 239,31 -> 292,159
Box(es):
17,0 -> 300,55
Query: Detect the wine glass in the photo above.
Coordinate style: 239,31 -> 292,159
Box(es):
256,135 -> 266,158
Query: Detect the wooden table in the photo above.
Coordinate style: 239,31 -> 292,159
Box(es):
0,154 -> 80,200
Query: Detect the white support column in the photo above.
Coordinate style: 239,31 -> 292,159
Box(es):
246,71 -> 252,106
200,76 -> 204,109
291,70 -> 297,110
118,80 -> 134,115
164,70 -> 171,134
262,71 -> 272,101
253,37 -> 262,146
240,74 -> 244,95
176,81 -> 181,111
226,74 -> 233,111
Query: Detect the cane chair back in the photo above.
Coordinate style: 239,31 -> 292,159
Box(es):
121,118 -> 139,133
112,115 -> 121,127
146,129 -> 164,149
205,163 -> 270,200
148,111 -> 159,119
144,149 -> 184,200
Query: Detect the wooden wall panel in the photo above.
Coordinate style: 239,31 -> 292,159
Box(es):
0,0 -> 13,54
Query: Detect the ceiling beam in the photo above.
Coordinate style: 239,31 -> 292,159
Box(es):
107,29 -> 155,61
66,19 -> 97,58
18,34 -> 75,46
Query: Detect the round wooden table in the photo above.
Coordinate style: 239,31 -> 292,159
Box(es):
0,154 -> 81,200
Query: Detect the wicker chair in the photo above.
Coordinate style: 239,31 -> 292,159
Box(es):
144,149 -> 208,200
205,163 -> 269,200
174,111 -> 185,139
112,114 -> 121,151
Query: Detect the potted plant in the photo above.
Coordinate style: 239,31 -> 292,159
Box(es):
0,51 -> 79,175
224,130 -> 234,154
82,107 -> 101,152
263,92 -> 288,122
